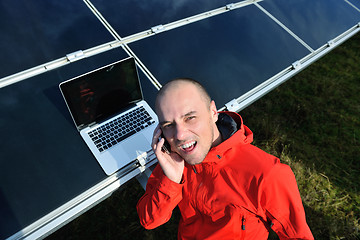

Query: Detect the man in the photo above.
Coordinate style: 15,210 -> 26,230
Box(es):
137,78 -> 313,239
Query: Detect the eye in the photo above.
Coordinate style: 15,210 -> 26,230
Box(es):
186,116 -> 196,121
162,123 -> 173,129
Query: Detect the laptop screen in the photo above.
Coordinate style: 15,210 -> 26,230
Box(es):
60,58 -> 143,129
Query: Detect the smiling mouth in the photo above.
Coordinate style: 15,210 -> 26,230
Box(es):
180,141 -> 197,152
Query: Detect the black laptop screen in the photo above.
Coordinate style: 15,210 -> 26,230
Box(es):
60,58 -> 143,128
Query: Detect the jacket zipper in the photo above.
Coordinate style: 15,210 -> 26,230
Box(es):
241,216 -> 246,230
241,216 -> 246,240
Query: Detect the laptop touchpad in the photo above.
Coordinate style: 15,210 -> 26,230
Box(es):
123,134 -> 151,159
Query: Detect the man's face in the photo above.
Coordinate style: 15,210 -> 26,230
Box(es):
157,82 -> 219,165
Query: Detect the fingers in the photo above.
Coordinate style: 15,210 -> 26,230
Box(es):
152,125 -> 171,163
151,125 -> 163,152
151,125 -> 184,183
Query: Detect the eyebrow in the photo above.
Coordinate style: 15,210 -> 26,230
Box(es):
159,111 -> 197,126
184,111 -> 197,117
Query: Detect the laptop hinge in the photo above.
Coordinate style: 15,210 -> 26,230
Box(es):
77,124 -> 86,131
88,122 -> 98,128
78,122 -> 96,132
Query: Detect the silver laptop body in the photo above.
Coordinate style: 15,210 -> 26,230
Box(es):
59,57 -> 158,175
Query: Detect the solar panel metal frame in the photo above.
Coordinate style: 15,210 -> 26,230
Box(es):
1,0 -> 360,239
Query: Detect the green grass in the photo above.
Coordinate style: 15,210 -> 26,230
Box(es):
242,32 -> 360,239
47,32 -> 360,240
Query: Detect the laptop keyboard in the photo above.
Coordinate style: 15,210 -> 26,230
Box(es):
88,106 -> 155,152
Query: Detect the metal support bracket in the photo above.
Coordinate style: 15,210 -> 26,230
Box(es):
226,3 -> 235,10
151,24 -> 165,34
292,60 -> 302,70
136,152 -> 154,190
225,99 -> 241,112
137,152 -> 148,173
66,50 -> 85,62
327,40 -> 335,47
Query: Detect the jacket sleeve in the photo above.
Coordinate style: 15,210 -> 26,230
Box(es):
136,164 -> 184,229
261,163 -> 314,240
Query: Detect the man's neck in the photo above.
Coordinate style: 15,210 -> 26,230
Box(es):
211,127 -> 222,148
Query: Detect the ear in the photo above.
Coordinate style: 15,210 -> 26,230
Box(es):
210,100 -> 218,123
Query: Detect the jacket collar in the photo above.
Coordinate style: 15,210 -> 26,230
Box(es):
202,111 -> 253,164
216,112 -> 238,141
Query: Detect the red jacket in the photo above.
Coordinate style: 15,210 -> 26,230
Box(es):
137,112 -> 313,239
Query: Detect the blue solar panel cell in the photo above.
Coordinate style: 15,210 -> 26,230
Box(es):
129,5 -> 310,108
90,0 -> 233,37
0,1 -> 115,79
346,0 -> 360,10
259,0 -> 360,49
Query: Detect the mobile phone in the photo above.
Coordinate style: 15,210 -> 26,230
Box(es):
160,133 -> 171,154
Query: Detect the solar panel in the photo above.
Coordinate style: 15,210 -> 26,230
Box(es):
129,4 -> 310,107
0,48 -> 163,239
0,0 -> 359,239
0,1 -> 115,79
90,0 -> 234,37
347,0 -> 360,10
259,0 -> 360,49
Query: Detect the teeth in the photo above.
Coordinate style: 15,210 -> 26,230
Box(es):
181,141 -> 196,149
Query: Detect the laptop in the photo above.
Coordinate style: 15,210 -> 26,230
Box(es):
59,57 -> 158,175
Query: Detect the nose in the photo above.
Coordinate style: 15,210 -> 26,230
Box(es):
174,123 -> 187,141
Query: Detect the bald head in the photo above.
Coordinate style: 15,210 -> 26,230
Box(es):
155,78 -> 211,115
155,78 -> 220,165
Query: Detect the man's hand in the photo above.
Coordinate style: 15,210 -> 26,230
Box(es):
152,125 -> 184,183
